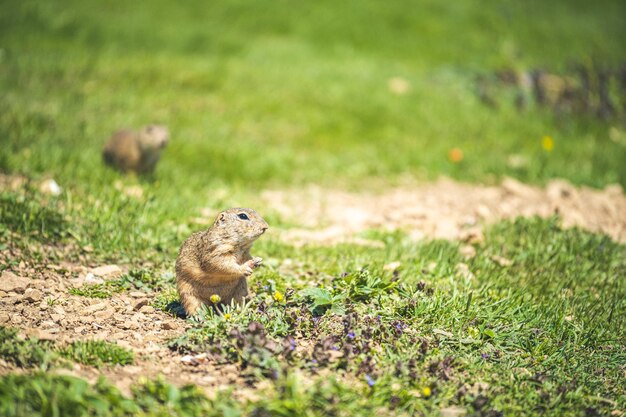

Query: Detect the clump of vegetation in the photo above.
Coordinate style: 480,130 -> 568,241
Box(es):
70,269 -> 175,299
0,327 -> 56,369
0,191 -> 69,243
59,340 -> 134,368
0,327 -> 133,370
0,373 -> 236,417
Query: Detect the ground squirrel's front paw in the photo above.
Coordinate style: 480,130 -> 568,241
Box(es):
242,260 -> 255,276
253,257 -> 263,267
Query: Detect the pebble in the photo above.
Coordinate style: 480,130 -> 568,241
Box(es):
40,178 -> 62,196
81,302 -> 108,315
133,299 -> 149,311
89,265 -> 123,280
383,261 -> 401,272
0,271 -> 30,293
161,321 -> 177,330
139,305 -> 155,314
459,245 -> 477,259
491,255 -> 513,267
440,407 -> 467,417
23,288 -> 43,303
0,312 -> 9,324
50,314 -> 64,323
129,291 -> 146,298
84,273 -> 105,285
94,308 -> 115,320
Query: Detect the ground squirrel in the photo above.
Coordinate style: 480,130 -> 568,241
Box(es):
102,125 -> 169,174
175,208 -> 269,316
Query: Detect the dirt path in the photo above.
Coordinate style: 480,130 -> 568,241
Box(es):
263,177 -> 626,246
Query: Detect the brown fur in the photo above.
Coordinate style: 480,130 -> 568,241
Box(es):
175,208 -> 268,316
102,125 -> 169,174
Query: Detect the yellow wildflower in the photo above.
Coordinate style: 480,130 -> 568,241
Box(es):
210,294 -> 221,304
422,387 -> 431,397
542,135 -> 554,152
273,291 -> 284,303
223,313 -> 231,320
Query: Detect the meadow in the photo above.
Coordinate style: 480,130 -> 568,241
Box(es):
0,0 -> 625,416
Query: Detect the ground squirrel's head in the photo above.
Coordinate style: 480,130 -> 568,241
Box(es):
138,125 -> 169,151
212,208 -> 269,245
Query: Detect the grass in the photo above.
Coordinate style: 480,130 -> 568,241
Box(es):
0,327 -> 134,369
0,374 -> 230,417
1,217 -> 624,415
165,217 -> 625,416
1,0 -> 625,416
69,269 -> 175,298
1,1 -> 626,260
58,340 -> 134,368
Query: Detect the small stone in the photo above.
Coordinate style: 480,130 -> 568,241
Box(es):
455,263 -> 475,280
129,291 -> 146,298
123,365 -> 142,375
459,245 -> 477,259
475,204 -> 491,219
440,406 -> 467,417
460,228 -> 484,245
139,305 -> 155,314
89,265 -> 123,280
50,314 -> 64,323
502,177 -> 537,198
161,321 -> 177,330
81,302 -> 108,315
133,299 -> 149,311
0,271 -> 30,293
383,261 -> 401,272
40,178 -> 62,196
491,255 -> 512,267
23,288 -> 43,303
0,312 -> 9,324
84,273 -> 104,285
39,320 -> 56,329
94,308 -> 115,320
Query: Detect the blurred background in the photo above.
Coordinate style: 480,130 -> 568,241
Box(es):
1,0 -> 626,257
1,0 -> 625,187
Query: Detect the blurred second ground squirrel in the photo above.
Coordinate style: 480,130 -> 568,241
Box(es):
175,208 -> 269,316
102,125 -> 169,174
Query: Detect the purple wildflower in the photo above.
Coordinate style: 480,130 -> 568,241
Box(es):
347,331 -> 356,339
365,374 -> 376,387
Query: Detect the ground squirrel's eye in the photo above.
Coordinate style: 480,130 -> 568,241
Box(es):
237,213 -> 249,220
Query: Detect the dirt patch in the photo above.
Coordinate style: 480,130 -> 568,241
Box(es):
262,177 -> 626,245
0,259 -> 244,396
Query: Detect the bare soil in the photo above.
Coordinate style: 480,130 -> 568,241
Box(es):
263,177 -> 626,246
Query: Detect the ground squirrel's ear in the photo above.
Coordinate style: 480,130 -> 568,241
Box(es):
215,213 -> 226,225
